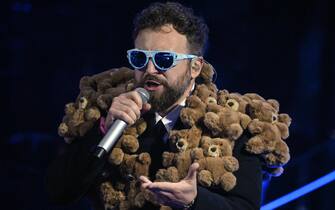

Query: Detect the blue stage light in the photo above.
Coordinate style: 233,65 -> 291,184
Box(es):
261,170 -> 335,210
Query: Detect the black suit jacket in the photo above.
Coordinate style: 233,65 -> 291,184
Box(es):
46,113 -> 262,210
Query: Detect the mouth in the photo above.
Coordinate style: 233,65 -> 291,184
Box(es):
144,80 -> 163,91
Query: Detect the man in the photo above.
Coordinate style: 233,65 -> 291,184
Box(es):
46,2 -> 262,210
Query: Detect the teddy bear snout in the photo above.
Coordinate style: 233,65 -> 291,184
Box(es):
79,97 -> 88,109
176,139 -> 188,151
206,97 -> 217,105
208,145 -> 219,157
226,99 -> 239,111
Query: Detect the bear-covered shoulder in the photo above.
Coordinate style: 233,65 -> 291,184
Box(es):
58,67 -> 135,142
178,82 -> 292,178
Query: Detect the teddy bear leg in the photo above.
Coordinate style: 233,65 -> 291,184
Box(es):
222,156 -> 239,172
121,135 -> 140,153
220,172 -> 236,191
156,167 -> 180,182
108,148 -> 125,165
245,136 -> 266,154
198,170 -> 213,187
226,124 -> 243,140
162,152 -> 175,167
134,191 -> 146,208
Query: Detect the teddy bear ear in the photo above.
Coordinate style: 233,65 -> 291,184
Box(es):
197,61 -> 215,84
278,113 -> 292,127
267,99 -> 280,112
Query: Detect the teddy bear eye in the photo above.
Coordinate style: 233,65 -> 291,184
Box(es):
272,114 -> 278,122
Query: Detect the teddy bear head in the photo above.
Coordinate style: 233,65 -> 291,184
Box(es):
217,91 -> 249,114
168,126 -> 202,152
246,99 -> 279,123
193,83 -> 218,106
200,136 -> 233,157
204,106 -> 250,140
197,61 -> 215,84
180,95 -> 207,128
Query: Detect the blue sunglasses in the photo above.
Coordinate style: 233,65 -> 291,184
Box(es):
127,49 -> 198,72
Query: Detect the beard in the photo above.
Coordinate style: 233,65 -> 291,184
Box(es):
136,70 -> 192,113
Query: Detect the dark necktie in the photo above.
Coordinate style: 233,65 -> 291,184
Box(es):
138,112 -> 168,179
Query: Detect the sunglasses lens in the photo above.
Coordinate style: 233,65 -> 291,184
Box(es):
129,51 -> 147,68
154,52 -> 174,70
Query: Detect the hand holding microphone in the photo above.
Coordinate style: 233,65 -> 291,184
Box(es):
94,88 -> 151,158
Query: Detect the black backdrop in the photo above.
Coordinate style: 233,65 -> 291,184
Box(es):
1,0 -> 334,209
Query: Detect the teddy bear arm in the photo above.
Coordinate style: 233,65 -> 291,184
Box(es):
245,136 -> 266,154
239,113 -> 252,129
275,122 -> 290,139
197,169 -> 213,187
191,148 -> 205,161
248,119 -> 264,134
109,148 -> 125,165
219,172 -> 237,191
162,152 -> 176,167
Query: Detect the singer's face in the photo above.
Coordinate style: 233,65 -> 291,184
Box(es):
134,25 -> 197,113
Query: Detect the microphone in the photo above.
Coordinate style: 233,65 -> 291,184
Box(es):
93,88 -> 150,159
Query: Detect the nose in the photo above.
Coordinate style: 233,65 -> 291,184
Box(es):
145,59 -> 159,74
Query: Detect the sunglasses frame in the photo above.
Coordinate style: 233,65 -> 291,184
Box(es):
127,49 -> 198,72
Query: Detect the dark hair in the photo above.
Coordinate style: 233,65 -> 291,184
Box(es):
132,2 -> 209,55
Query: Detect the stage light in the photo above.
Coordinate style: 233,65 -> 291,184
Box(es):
261,170 -> 335,210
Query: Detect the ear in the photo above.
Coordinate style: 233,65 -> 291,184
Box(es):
190,57 -> 204,79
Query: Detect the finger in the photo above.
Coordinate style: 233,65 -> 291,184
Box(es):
104,114 -> 115,130
117,97 -> 141,119
139,176 -> 152,184
124,91 -> 143,109
184,162 -> 199,181
117,103 -> 138,122
141,103 -> 152,114
109,107 -> 135,125
113,97 -> 140,120
147,181 -> 176,192
139,176 -> 152,189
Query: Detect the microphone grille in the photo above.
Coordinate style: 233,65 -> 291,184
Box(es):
136,88 -> 150,104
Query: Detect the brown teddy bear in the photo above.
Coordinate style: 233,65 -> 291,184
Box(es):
159,126 -> 202,181
58,96 -> 101,143
197,61 -> 216,85
246,119 -> 290,167
192,83 -> 218,105
200,136 -> 234,157
196,157 -> 239,191
246,99 -> 291,140
108,118 -> 147,166
99,181 -> 126,210
217,90 -> 249,114
204,105 -> 251,140
241,96 -> 292,176
179,83 -> 219,128
79,67 -> 135,113
179,95 -> 207,128
192,136 -> 239,192
58,68 -> 135,142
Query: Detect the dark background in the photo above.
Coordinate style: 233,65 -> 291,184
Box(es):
1,0 -> 334,209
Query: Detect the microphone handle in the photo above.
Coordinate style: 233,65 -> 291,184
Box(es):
94,119 -> 127,159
